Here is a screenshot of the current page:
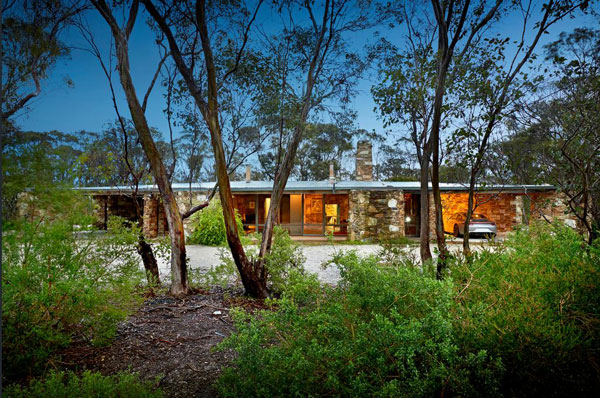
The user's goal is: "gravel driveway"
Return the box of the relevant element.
[156,244,381,285]
[155,241,495,285]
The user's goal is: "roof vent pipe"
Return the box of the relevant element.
[245,165,251,183]
[329,163,335,184]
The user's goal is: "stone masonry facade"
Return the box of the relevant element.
[349,189,405,241]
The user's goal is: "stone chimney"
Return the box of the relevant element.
[355,140,373,181]
[245,165,251,183]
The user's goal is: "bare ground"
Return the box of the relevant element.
[61,287,263,398]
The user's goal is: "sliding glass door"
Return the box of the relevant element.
[303,194,323,235]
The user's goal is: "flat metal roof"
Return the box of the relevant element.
[76,180,556,194]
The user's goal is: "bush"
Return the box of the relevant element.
[187,200,244,246]
[452,223,600,396]
[2,216,144,380]
[4,370,162,398]
[263,226,309,295]
[217,252,502,397]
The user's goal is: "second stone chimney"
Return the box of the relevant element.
[355,140,373,181]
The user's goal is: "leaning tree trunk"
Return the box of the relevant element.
[256,1,328,271]
[196,0,268,299]
[143,0,326,298]
[142,0,267,298]
[93,0,189,296]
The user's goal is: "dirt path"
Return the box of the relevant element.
[62,288,258,398]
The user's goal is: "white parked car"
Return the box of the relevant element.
[451,213,497,238]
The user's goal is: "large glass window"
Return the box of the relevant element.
[303,194,323,235]
[257,194,271,232]
[404,193,420,236]
[324,194,348,235]
[233,193,349,236]
[280,194,302,235]
[233,194,257,233]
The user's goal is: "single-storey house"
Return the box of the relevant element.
[79,141,572,241]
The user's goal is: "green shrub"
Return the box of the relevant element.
[263,226,310,295]
[187,200,244,246]
[2,216,144,380]
[217,252,502,397]
[452,223,600,396]
[4,370,162,398]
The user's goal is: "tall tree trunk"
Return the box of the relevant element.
[431,72,451,279]
[142,0,267,298]
[419,148,433,262]
[143,0,328,298]
[197,0,268,299]
[93,0,189,296]
[256,0,329,269]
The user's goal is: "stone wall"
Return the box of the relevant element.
[91,191,208,238]
[174,191,208,236]
[93,195,108,229]
[349,190,404,241]
[529,191,577,227]
[142,194,159,238]
[355,140,373,181]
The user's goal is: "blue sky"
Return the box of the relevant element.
[13,3,598,144]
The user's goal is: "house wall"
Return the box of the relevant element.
[439,192,521,234]
[424,190,577,238]
[528,191,573,225]
[89,188,576,241]
[349,189,405,241]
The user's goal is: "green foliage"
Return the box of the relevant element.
[452,223,600,396]
[4,370,162,398]
[217,252,502,397]
[217,224,600,396]
[2,130,85,222]
[187,200,244,246]
[2,216,144,380]
[294,123,358,180]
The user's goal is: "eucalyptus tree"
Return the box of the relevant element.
[1,0,86,122]
[288,123,357,181]
[438,0,591,255]
[77,121,172,284]
[373,144,420,182]
[535,28,599,243]
[143,0,378,298]
[90,0,200,296]
[372,0,451,262]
